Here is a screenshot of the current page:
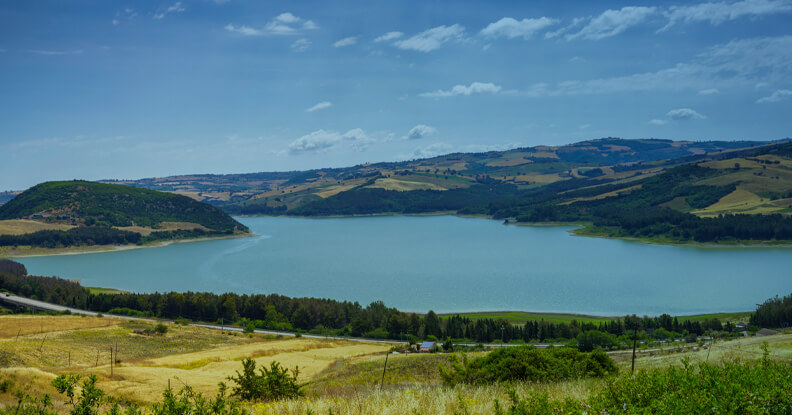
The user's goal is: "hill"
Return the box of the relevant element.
[96,138,772,214]
[0,181,249,250]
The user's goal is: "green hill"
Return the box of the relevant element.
[0,181,248,249]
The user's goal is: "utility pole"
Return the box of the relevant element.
[631,326,638,374]
[501,325,505,344]
[380,352,390,392]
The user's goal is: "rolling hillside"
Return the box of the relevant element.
[96,138,772,214]
[0,181,249,250]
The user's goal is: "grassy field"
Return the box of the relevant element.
[0,219,74,235]
[1,314,789,414]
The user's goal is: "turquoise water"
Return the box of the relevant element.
[15,216,792,315]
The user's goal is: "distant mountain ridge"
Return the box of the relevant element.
[90,138,776,214]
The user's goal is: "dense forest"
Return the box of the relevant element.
[2,260,775,347]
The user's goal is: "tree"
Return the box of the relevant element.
[227,359,303,402]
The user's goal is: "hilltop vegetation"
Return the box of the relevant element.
[0,181,248,250]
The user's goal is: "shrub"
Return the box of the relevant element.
[227,358,304,402]
[439,346,617,386]
[154,323,168,335]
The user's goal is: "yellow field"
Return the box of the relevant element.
[0,219,74,235]
[366,178,447,192]
[0,316,390,406]
[115,221,210,236]
[0,315,123,338]
[562,184,642,205]
[316,184,359,198]
[513,173,565,184]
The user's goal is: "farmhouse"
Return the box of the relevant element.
[419,341,436,352]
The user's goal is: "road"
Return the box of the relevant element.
[0,292,561,348]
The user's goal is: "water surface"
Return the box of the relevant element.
[16,216,792,315]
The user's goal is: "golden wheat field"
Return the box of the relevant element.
[0,316,389,407]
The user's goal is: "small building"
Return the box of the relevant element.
[756,328,779,337]
[735,323,748,332]
[419,341,436,352]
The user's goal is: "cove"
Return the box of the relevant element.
[15,215,792,316]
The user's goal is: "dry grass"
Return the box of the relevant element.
[115,222,210,236]
[0,316,390,406]
[366,178,447,192]
[514,173,565,184]
[0,315,122,339]
[316,184,359,199]
[0,219,74,236]
[250,378,602,415]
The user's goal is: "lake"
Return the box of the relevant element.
[15,216,792,316]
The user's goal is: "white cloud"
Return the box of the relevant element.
[374,31,403,42]
[660,0,792,32]
[579,124,591,130]
[756,89,792,103]
[406,125,436,139]
[420,82,502,98]
[224,24,262,36]
[544,17,585,39]
[649,119,668,125]
[566,6,657,40]
[153,2,185,19]
[112,19,119,25]
[288,128,374,153]
[288,130,341,153]
[0,49,6,52]
[226,12,318,36]
[305,101,332,112]
[29,49,83,55]
[513,36,792,97]
[275,12,300,24]
[480,17,558,39]
[394,24,465,52]
[291,38,311,52]
[407,143,454,159]
[333,37,357,48]
[667,108,707,120]
[698,88,720,95]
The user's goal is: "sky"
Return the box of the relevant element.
[1,0,791,190]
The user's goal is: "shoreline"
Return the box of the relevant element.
[0,232,254,258]
[250,212,792,249]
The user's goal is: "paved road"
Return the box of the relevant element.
[0,292,560,348]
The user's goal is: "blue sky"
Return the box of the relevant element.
[1,0,791,190]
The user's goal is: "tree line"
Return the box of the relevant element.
[1,260,759,346]
[750,293,792,328]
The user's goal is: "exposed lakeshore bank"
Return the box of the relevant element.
[0,232,254,258]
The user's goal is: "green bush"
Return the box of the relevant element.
[439,346,617,386]
[227,358,304,402]
[488,358,792,414]
[154,323,168,335]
